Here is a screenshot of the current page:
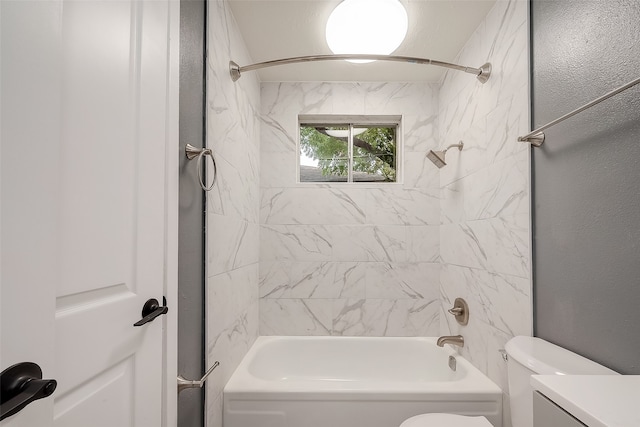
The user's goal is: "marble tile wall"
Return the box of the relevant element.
[205,2,260,426]
[205,1,530,425]
[437,1,531,426]
[259,82,442,337]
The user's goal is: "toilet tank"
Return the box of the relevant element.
[504,336,617,427]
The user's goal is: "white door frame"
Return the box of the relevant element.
[163,0,180,425]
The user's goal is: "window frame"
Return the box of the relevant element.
[297,115,403,185]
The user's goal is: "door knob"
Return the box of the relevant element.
[133,297,168,327]
[0,362,57,421]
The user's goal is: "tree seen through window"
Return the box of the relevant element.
[299,123,397,182]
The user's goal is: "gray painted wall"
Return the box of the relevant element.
[532,0,640,374]
[178,0,206,425]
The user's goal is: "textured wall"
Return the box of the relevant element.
[204,1,261,425]
[532,0,640,374]
[437,1,530,425]
[259,82,442,337]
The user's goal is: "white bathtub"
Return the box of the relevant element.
[223,336,502,427]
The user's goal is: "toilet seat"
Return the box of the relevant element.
[399,413,493,427]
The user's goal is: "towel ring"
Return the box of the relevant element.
[185,144,217,191]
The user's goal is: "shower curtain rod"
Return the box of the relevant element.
[518,75,640,147]
[229,55,492,84]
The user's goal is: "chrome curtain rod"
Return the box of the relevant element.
[519,75,640,147]
[229,55,492,84]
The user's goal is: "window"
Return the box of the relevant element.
[299,117,400,183]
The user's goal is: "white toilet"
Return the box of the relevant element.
[399,336,617,427]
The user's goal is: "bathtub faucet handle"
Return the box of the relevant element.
[447,298,469,326]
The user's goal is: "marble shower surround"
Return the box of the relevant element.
[259,82,442,337]
[437,1,531,426]
[205,0,531,425]
[205,1,261,425]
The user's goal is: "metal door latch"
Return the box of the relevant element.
[133,297,168,327]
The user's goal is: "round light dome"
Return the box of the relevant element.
[326,0,408,63]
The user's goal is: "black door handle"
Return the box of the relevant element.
[133,297,168,326]
[0,362,57,421]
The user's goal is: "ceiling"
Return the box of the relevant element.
[227,0,496,82]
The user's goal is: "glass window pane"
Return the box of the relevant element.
[352,126,397,182]
[299,125,349,182]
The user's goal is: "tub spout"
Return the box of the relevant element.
[437,335,464,348]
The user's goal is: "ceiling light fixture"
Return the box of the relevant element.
[325,0,408,63]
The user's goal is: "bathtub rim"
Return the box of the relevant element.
[224,336,502,396]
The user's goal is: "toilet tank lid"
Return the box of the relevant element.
[505,336,619,376]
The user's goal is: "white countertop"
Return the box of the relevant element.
[531,375,640,427]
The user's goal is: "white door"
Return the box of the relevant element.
[1,1,178,426]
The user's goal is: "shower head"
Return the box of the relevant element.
[426,141,464,169]
[426,150,447,168]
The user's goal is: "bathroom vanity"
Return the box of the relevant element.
[531,375,640,427]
